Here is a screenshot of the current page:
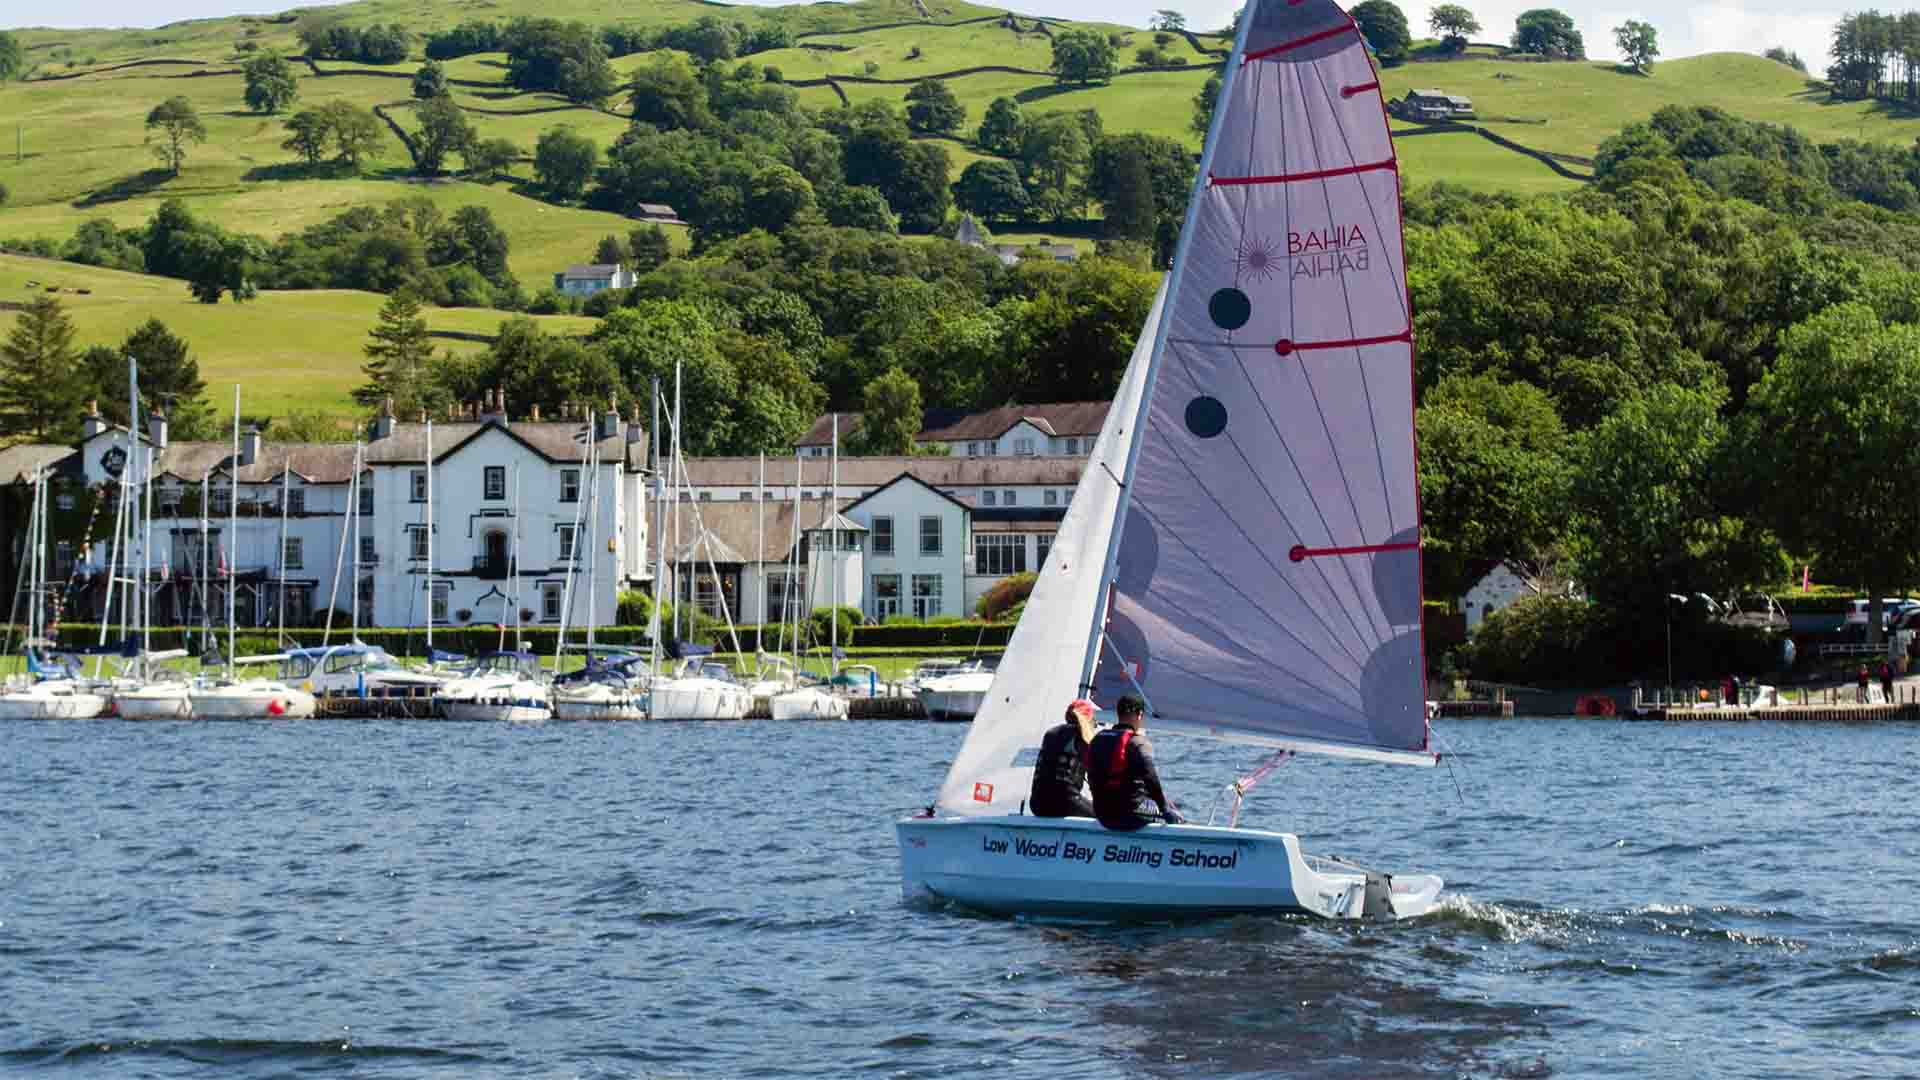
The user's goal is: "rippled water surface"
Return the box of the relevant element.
[2,717,1916,1077]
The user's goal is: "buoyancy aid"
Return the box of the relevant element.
[1035,723,1088,792]
[1086,727,1136,792]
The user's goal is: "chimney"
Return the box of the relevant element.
[82,400,105,440]
[601,395,620,441]
[417,408,427,423]
[147,410,169,451]
[530,403,541,422]
[240,424,261,467]
[371,396,395,441]
[481,389,507,427]
[626,403,643,445]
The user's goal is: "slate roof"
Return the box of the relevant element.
[0,445,77,484]
[679,455,1085,488]
[794,402,1109,447]
[662,496,855,565]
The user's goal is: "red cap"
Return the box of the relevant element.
[1068,698,1096,717]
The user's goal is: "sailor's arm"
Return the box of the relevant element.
[1133,735,1182,821]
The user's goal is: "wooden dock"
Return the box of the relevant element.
[1635,703,1920,722]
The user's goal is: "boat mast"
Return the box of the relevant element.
[584,423,598,652]
[425,419,433,654]
[503,463,519,654]
[227,384,238,675]
[791,450,802,672]
[278,455,290,646]
[756,451,764,662]
[131,355,150,662]
[198,466,210,656]
[650,378,662,681]
[1072,10,1259,699]
[672,356,682,649]
[323,442,360,650]
[830,414,838,682]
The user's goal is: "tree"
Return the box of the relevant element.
[594,235,628,266]
[1019,112,1092,222]
[1088,133,1193,266]
[821,184,899,233]
[356,290,437,413]
[83,319,209,426]
[1416,372,1570,600]
[1512,8,1584,58]
[1764,46,1806,73]
[281,108,331,167]
[1050,28,1118,86]
[905,79,965,135]
[242,52,298,114]
[464,137,519,179]
[1741,304,1920,647]
[747,164,816,234]
[1428,4,1481,50]
[177,230,261,304]
[951,159,1030,222]
[629,224,672,270]
[1351,1,1411,64]
[1100,144,1155,243]
[977,97,1024,156]
[1613,19,1658,74]
[145,96,206,175]
[413,60,449,100]
[854,367,922,455]
[322,102,385,170]
[1192,71,1221,137]
[0,296,88,442]
[428,205,512,287]
[892,142,953,233]
[1150,10,1186,32]
[627,52,710,131]
[0,31,22,82]
[413,93,474,175]
[533,126,598,199]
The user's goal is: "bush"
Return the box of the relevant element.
[975,571,1036,620]
[925,613,966,625]
[883,613,922,626]
[581,287,625,316]
[810,604,861,644]
[863,60,880,75]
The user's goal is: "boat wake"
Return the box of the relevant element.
[2,1036,491,1069]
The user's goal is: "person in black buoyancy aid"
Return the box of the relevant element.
[1083,695,1184,830]
[1028,698,1098,818]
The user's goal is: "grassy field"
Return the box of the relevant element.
[0,253,595,420]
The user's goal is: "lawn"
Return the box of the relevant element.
[0,253,596,421]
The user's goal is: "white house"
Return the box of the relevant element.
[1462,564,1532,631]
[952,214,1078,267]
[553,263,636,297]
[69,396,650,633]
[793,402,1108,459]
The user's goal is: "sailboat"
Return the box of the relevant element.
[189,387,318,720]
[0,466,111,720]
[896,0,1444,920]
[771,420,849,721]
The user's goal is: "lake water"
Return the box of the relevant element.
[1,717,1914,1078]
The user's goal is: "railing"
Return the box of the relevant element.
[1818,642,1889,657]
[472,556,510,580]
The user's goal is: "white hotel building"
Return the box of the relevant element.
[51,401,1106,631]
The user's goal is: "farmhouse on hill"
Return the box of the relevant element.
[1389,89,1475,121]
[552,264,635,297]
[952,214,1077,267]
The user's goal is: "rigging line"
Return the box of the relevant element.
[1158,356,1378,660]
[1228,57,1264,314]
[1307,61,1410,548]
[1120,494,1366,704]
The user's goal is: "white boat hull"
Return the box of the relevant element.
[895,815,1443,921]
[917,686,988,722]
[442,701,552,723]
[0,683,110,720]
[551,689,648,721]
[770,687,850,721]
[650,679,751,721]
[189,686,318,720]
[116,686,194,720]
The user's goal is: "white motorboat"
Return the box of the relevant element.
[188,678,317,719]
[916,661,994,722]
[898,0,1445,921]
[552,655,649,720]
[282,643,452,700]
[770,684,850,720]
[112,649,198,721]
[830,663,899,699]
[434,651,552,722]
[0,678,111,720]
[650,659,751,721]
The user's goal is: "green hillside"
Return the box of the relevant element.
[0,253,594,418]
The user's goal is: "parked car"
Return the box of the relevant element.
[1840,597,1920,630]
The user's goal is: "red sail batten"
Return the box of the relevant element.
[1288,540,1421,562]
[1243,22,1356,61]
[1211,158,1397,186]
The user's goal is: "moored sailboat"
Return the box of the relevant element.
[896,0,1443,920]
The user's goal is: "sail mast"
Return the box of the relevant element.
[228,385,238,674]
[425,419,433,654]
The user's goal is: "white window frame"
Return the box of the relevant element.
[430,582,450,624]
[919,515,941,556]
[484,466,506,500]
[287,488,305,514]
[1044,489,1058,507]
[872,515,894,556]
[1002,489,1015,506]
[410,469,427,503]
[911,573,942,619]
[359,535,377,565]
[1014,437,1034,456]
[558,523,578,561]
[541,581,564,621]
[283,537,304,570]
[560,468,580,503]
[408,525,429,561]
[358,476,374,515]
[982,490,997,507]
[973,533,1027,576]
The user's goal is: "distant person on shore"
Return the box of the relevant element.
[1859,664,1871,704]
[1028,699,1097,818]
[1084,695,1184,830]
[1881,661,1895,703]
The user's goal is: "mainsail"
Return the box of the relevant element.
[1086,0,1432,765]
[935,0,1429,816]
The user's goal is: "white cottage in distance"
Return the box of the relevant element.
[70,395,650,634]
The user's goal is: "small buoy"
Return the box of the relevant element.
[268,699,285,716]
[1575,694,1616,717]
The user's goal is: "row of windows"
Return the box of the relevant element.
[962,437,1088,457]
[871,573,944,618]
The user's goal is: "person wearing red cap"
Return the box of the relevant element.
[1028,699,1098,818]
